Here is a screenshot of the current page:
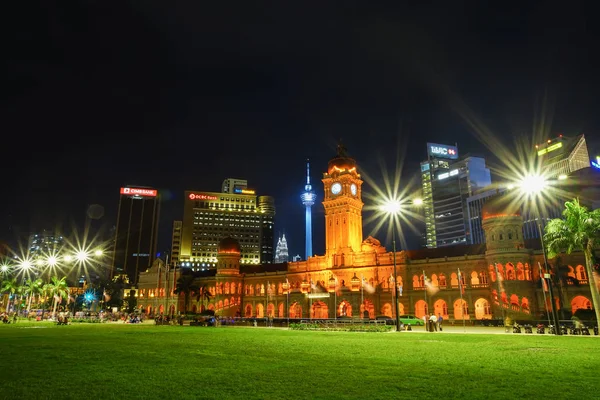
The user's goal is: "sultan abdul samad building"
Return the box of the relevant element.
[137,147,595,322]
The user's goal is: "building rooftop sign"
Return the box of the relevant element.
[427,143,458,160]
[120,187,157,197]
[188,193,218,200]
[537,141,563,156]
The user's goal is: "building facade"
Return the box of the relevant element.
[421,143,492,248]
[111,186,160,285]
[137,148,595,324]
[178,184,276,269]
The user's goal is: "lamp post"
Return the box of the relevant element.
[517,174,561,335]
[380,200,402,331]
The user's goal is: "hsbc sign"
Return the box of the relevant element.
[427,143,459,160]
[120,187,157,197]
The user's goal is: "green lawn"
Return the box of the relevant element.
[1,323,599,399]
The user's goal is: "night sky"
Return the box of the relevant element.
[3,2,599,257]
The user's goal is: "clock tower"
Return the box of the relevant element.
[322,142,364,261]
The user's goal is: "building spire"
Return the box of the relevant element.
[305,159,312,191]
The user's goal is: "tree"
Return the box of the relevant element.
[174,274,199,314]
[544,199,600,324]
[1,278,19,313]
[47,276,69,317]
[24,278,43,313]
[195,284,212,313]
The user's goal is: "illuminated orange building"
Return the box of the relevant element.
[137,147,594,323]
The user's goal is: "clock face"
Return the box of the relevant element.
[331,182,342,195]
[350,183,357,196]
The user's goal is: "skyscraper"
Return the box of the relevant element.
[536,134,590,178]
[111,186,160,285]
[420,143,491,248]
[274,233,289,263]
[300,159,316,259]
[179,182,276,268]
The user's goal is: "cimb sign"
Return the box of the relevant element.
[120,187,157,197]
[427,143,458,160]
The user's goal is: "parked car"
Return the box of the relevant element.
[398,314,424,326]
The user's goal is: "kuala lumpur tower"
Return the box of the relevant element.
[300,159,316,260]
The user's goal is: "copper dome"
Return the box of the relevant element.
[327,141,357,175]
[482,194,521,221]
[217,237,241,254]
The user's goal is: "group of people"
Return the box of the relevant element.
[425,313,443,332]
[1,312,17,324]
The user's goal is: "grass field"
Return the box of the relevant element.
[1,323,599,400]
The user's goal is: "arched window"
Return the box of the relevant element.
[438,274,447,287]
[412,275,421,289]
[499,233,504,240]
[524,263,532,280]
[516,263,525,280]
[576,265,587,281]
[474,298,491,320]
[488,265,497,282]
[505,263,515,280]
[453,299,469,319]
[414,300,428,319]
[508,232,513,240]
[470,271,480,285]
[479,271,488,285]
[450,273,458,287]
[431,274,439,287]
[434,299,448,317]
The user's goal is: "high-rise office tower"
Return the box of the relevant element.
[179,182,276,269]
[536,134,590,178]
[28,231,64,259]
[420,143,491,248]
[520,134,593,238]
[170,221,182,263]
[111,186,160,285]
[300,159,316,259]
[274,233,289,263]
[222,178,248,194]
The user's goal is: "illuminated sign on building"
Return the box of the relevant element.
[120,187,157,197]
[427,143,459,160]
[537,141,563,156]
[189,193,218,200]
[233,188,256,195]
[592,156,600,170]
[437,169,459,181]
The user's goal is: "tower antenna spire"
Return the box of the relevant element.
[301,158,316,260]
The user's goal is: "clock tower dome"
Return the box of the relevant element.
[322,142,364,261]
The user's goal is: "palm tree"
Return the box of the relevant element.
[544,199,600,324]
[195,284,212,312]
[174,274,199,314]
[24,278,44,313]
[1,278,19,313]
[48,276,70,318]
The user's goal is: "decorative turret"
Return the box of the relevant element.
[482,194,525,253]
[216,237,241,276]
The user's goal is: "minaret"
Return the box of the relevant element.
[300,159,316,260]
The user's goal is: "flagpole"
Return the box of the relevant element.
[286,278,289,327]
[423,270,427,316]
[458,268,466,333]
[538,262,552,328]
[360,274,364,319]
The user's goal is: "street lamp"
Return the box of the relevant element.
[517,173,561,335]
[380,199,402,332]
